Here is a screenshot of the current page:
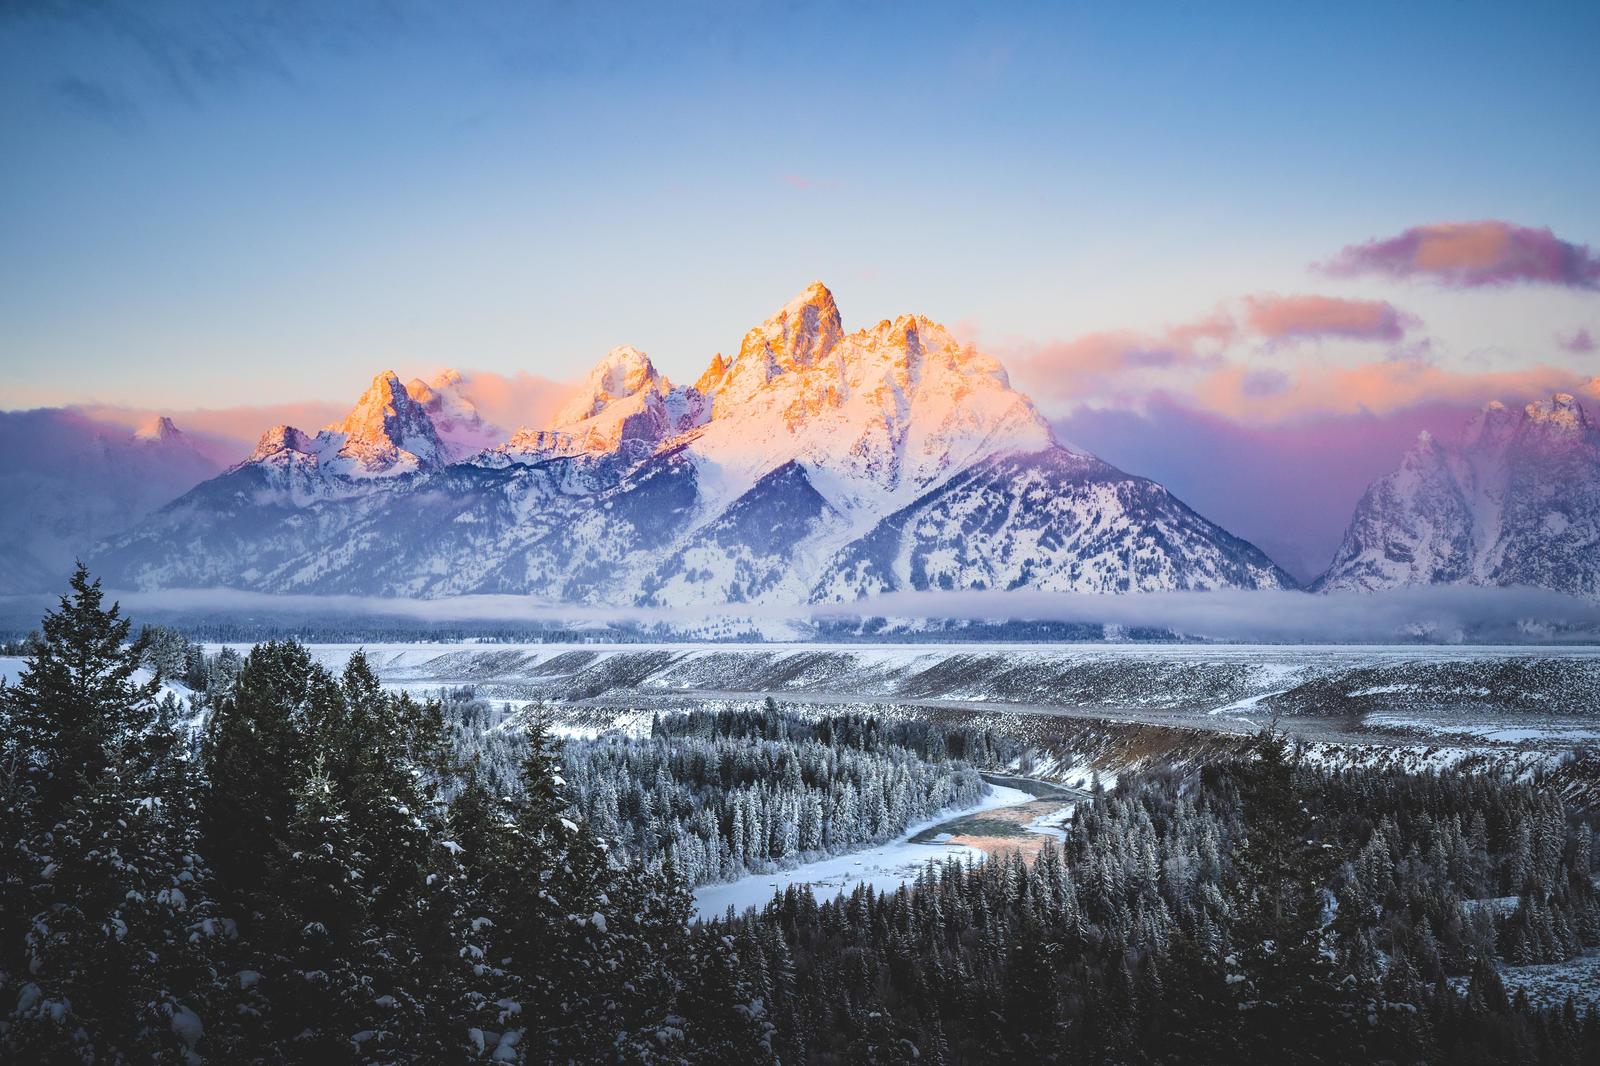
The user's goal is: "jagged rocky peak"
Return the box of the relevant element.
[241,370,449,478]
[135,415,184,444]
[695,352,731,394]
[1317,390,1600,598]
[1523,391,1591,436]
[337,370,432,443]
[554,346,670,425]
[493,346,706,462]
[248,424,316,461]
[712,282,846,413]
[741,280,844,370]
[327,369,446,474]
[682,283,1057,519]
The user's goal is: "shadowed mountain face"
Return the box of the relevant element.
[89,283,1294,603]
[1318,394,1600,598]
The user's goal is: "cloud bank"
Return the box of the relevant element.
[30,585,1597,645]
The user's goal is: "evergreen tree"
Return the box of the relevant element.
[0,565,220,1062]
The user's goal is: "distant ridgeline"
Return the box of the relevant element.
[3,568,1599,1062]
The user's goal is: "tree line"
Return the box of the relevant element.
[1,568,773,1062]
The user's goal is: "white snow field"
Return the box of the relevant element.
[690,783,1035,920]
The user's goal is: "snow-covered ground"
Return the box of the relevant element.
[691,784,1035,920]
[0,656,195,709]
[1449,949,1600,1011]
[252,641,1600,768]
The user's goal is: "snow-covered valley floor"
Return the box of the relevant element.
[259,641,1600,757]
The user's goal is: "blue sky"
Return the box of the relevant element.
[2,0,1597,414]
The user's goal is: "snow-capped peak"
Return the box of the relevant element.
[553,346,669,426]
[248,424,316,462]
[240,370,448,485]
[752,280,844,367]
[683,285,1056,522]
[711,283,842,406]
[490,347,708,463]
[324,370,447,475]
[1318,390,1600,598]
[405,368,503,461]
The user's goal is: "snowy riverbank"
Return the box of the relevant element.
[692,783,1035,920]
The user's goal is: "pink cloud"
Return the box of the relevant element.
[1244,293,1415,342]
[1322,220,1600,289]
[70,369,573,462]
[1009,311,1233,402]
[450,369,569,433]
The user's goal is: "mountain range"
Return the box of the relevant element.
[1317,393,1600,599]
[86,283,1293,604]
[5,283,1594,608]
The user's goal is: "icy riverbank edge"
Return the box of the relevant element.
[691,783,1036,920]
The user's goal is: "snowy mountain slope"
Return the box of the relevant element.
[685,283,1055,524]
[812,448,1292,599]
[92,283,1294,603]
[639,461,848,606]
[0,409,224,592]
[1317,393,1600,598]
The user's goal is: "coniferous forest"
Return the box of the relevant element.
[4,569,1600,1064]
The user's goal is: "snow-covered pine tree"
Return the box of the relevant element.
[0,565,221,1062]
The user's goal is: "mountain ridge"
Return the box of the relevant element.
[1316,392,1600,598]
[90,282,1295,603]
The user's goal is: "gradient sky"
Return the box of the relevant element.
[3,0,1597,419]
